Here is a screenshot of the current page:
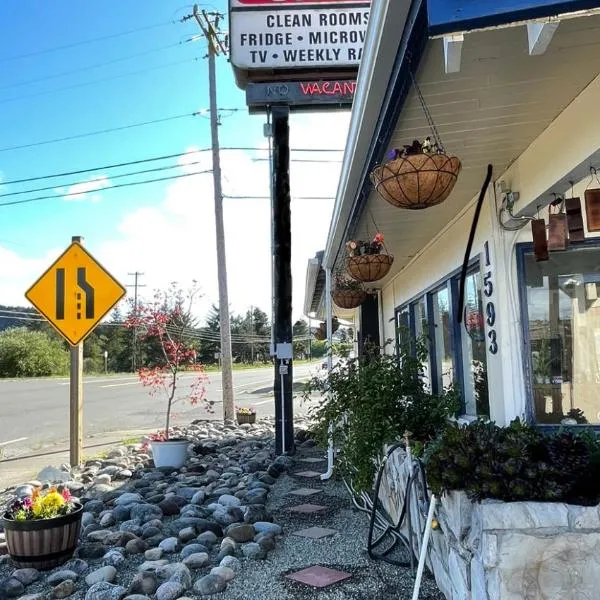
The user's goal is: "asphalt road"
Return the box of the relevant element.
[0,363,321,461]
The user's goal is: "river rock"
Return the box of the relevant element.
[225,523,255,543]
[155,582,183,600]
[85,566,117,586]
[128,572,158,596]
[11,568,40,585]
[47,570,79,586]
[182,552,209,569]
[210,566,235,582]
[0,578,24,599]
[52,580,76,599]
[193,574,227,596]
[85,582,127,600]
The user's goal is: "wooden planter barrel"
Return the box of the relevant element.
[2,503,83,570]
[347,254,394,283]
[237,413,256,425]
[333,289,367,309]
[370,153,461,209]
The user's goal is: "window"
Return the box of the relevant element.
[395,263,490,416]
[432,285,454,392]
[460,272,490,416]
[412,297,431,390]
[396,306,410,354]
[521,244,600,425]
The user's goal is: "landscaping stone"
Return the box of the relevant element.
[181,553,209,569]
[225,523,255,543]
[241,542,266,560]
[193,574,227,596]
[210,566,234,582]
[155,582,183,600]
[52,580,76,599]
[85,582,127,600]
[11,568,40,585]
[128,572,158,596]
[47,570,79,586]
[85,566,117,586]
[0,578,24,598]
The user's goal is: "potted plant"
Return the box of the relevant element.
[345,233,394,282]
[236,406,257,425]
[370,137,461,209]
[333,272,368,309]
[126,283,211,469]
[1,487,82,570]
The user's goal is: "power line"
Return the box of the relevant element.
[0,170,212,207]
[0,158,213,200]
[0,21,176,63]
[0,147,342,186]
[0,56,202,106]
[0,113,201,155]
[0,41,187,92]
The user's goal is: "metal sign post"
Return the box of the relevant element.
[25,237,126,466]
[229,0,370,457]
[272,106,295,455]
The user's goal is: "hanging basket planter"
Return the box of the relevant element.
[371,149,461,210]
[333,289,368,309]
[347,254,394,282]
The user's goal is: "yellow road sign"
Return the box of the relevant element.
[25,242,126,346]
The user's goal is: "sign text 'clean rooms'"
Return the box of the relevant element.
[231,7,370,69]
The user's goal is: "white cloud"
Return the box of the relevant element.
[57,175,111,202]
[2,112,350,323]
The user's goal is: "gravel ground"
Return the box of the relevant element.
[208,446,444,600]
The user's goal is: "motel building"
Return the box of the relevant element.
[303,1,600,597]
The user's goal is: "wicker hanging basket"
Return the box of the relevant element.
[332,289,367,309]
[347,254,394,282]
[370,153,461,209]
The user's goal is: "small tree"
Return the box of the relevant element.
[125,283,211,439]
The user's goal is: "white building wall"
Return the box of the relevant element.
[377,167,598,425]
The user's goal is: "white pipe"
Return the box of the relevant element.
[321,267,335,480]
[411,494,437,600]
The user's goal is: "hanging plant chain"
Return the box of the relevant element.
[409,70,445,153]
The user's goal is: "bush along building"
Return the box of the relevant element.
[304,1,600,598]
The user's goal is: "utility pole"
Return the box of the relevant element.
[188,5,235,422]
[127,272,145,372]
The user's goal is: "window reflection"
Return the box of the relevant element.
[461,272,490,416]
[413,297,431,391]
[524,247,600,424]
[432,286,454,391]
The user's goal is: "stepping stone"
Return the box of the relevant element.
[299,457,324,463]
[288,503,327,514]
[289,488,321,497]
[292,526,338,540]
[286,565,352,588]
[294,470,321,478]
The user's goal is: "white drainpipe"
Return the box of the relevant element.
[321,266,335,480]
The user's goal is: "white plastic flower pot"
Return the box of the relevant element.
[150,439,189,469]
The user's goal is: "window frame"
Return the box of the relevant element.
[393,258,480,412]
[516,239,600,430]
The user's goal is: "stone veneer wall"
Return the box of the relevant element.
[377,447,600,599]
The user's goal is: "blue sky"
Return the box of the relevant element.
[0,1,350,322]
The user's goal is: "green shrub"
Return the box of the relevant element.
[0,327,69,377]
[425,419,600,505]
[304,339,459,491]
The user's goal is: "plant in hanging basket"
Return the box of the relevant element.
[332,273,368,309]
[2,487,82,570]
[345,233,393,282]
[370,137,461,210]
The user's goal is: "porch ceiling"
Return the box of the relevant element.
[348,14,600,286]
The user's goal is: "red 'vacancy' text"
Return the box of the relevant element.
[300,81,356,95]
